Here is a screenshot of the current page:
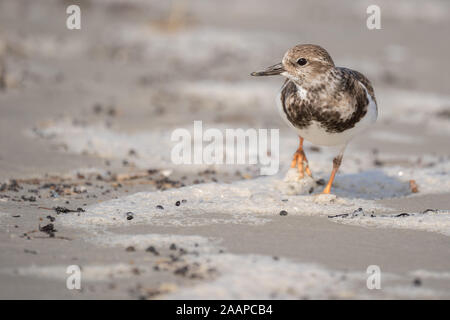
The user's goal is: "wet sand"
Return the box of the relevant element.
[0,0,449,299]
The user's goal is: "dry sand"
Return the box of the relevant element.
[0,0,449,299]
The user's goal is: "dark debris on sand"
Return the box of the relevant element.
[0,180,22,192]
[328,208,441,220]
[39,223,57,238]
[146,246,160,256]
[51,206,85,214]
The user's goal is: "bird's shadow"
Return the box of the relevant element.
[330,169,411,200]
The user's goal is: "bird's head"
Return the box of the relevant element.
[251,44,335,86]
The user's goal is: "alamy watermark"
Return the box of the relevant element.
[171,121,279,175]
[366,265,381,290]
[66,5,81,30]
[66,265,81,290]
[366,5,381,30]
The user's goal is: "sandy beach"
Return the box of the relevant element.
[0,0,449,299]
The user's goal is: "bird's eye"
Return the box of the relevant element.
[297,58,307,66]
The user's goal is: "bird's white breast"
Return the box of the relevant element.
[276,81,377,147]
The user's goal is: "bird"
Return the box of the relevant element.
[251,44,377,194]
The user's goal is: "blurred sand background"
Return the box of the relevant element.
[0,0,449,299]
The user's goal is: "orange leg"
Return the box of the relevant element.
[290,137,312,179]
[322,155,343,194]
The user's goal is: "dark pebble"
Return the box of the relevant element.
[125,246,135,252]
[39,223,57,238]
[156,205,164,210]
[21,195,36,202]
[413,278,422,286]
[169,243,177,250]
[54,206,82,214]
[175,201,181,206]
[146,246,159,255]
[279,210,288,216]
[126,212,134,220]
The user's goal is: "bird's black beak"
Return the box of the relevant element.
[251,63,285,76]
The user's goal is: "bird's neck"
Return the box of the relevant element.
[292,68,338,92]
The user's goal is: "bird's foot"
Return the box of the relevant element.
[322,185,332,194]
[290,149,312,179]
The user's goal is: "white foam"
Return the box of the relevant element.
[91,233,221,253]
[410,270,450,280]
[58,174,392,229]
[54,152,450,230]
[165,253,443,299]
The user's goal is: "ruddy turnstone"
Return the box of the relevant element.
[251,44,377,194]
